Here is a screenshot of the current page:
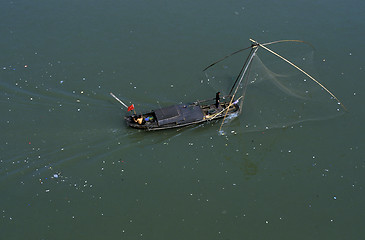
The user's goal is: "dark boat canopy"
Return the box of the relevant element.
[154,104,204,126]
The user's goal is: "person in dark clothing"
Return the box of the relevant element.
[215,91,220,108]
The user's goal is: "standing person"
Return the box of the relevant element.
[215,91,220,108]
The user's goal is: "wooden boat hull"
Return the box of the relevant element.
[125,97,240,131]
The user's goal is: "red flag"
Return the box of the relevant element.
[127,104,134,112]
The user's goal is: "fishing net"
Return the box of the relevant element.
[201,42,345,133]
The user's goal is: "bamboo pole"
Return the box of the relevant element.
[219,47,259,132]
[110,92,128,108]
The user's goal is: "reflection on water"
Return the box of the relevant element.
[242,158,258,177]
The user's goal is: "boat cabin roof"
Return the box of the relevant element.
[153,104,204,126]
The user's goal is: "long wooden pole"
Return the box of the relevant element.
[261,39,315,49]
[110,92,128,108]
[203,40,312,73]
[229,47,255,96]
[203,45,254,72]
[219,47,259,132]
[110,92,137,114]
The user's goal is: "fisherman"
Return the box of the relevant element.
[133,115,144,125]
[215,91,220,108]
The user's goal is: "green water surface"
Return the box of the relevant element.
[1,0,364,239]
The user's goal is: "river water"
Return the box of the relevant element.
[1,0,364,239]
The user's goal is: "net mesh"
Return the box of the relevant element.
[202,43,344,133]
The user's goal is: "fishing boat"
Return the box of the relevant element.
[114,39,345,131]
[123,42,258,131]
[124,96,240,131]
